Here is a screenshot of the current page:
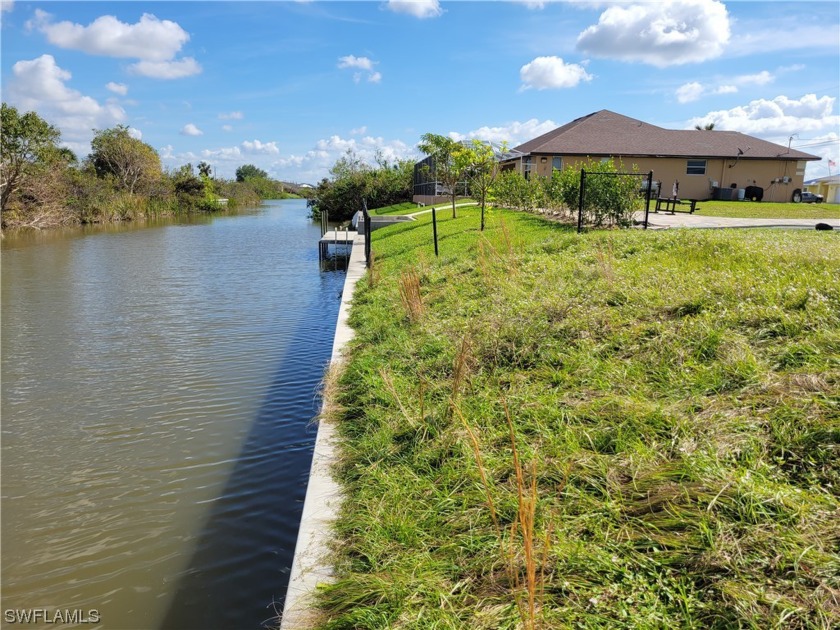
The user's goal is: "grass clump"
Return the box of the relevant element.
[314,207,840,629]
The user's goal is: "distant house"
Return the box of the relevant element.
[804,174,840,204]
[499,110,821,203]
[413,150,469,205]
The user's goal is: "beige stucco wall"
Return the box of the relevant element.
[515,154,810,203]
[804,180,840,204]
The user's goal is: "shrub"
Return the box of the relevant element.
[491,159,642,227]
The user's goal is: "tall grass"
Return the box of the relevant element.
[316,207,840,629]
[397,267,424,323]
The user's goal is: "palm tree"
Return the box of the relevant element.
[695,122,716,130]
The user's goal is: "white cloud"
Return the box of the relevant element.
[687,94,839,138]
[241,140,280,155]
[130,57,202,80]
[106,82,128,95]
[519,56,593,90]
[448,118,559,147]
[1,1,15,13]
[517,0,549,9]
[577,0,730,67]
[338,55,373,70]
[676,81,705,104]
[386,1,442,19]
[726,24,840,58]
[5,54,126,150]
[338,55,381,83]
[778,64,806,74]
[163,131,416,183]
[28,10,189,61]
[28,10,200,79]
[163,139,280,172]
[675,69,776,103]
[274,134,413,182]
[181,123,203,136]
[350,126,368,135]
[795,132,839,179]
[222,124,234,132]
[738,71,774,86]
[218,111,244,120]
[199,146,242,161]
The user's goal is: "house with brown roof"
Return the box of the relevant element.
[500,110,821,204]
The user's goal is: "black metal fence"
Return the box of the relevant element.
[577,169,654,233]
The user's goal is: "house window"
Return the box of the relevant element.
[686,159,706,175]
[552,157,562,171]
[523,156,532,180]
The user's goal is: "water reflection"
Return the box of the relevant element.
[160,274,339,630]
[1,200,344,629]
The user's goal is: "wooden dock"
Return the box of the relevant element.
[318,230,356,261]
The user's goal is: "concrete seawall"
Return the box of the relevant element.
[280,233,367,629]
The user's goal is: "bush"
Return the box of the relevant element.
[308,151,413,222]
[491,159,642,227]
[214,179,261,210]
[578,158,642,227]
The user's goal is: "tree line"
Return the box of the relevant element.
[308,132,642,230]
[0,103,294,230]
[306,150,415,222]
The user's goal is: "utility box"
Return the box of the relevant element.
[712,187,734,201]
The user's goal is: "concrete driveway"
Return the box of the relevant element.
[639,210,840,230]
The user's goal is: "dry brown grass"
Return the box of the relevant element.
[397,267,423,323]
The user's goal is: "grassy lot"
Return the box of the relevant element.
[316,208,839,629]
[693,200,839,220]
[371,202,421,216]
[372,199,839,220]
[371,199,479,216]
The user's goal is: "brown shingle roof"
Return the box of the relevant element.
[513,110,819,161]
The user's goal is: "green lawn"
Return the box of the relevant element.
[370,202,421,216]
[371,199,840,220]
[371,199,478,216]
[693,199,839,219]
[315,208,840,629]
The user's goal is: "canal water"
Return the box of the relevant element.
[1,200,345,629]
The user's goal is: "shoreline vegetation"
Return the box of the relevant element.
[311,205,839,628]
[1,104,306,231]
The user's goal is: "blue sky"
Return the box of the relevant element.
[2,1,838,183]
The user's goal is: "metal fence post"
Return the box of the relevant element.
[432,206,439,257]
[643,170,653,230]
[577,169,586,233]
[363,199,371,268]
